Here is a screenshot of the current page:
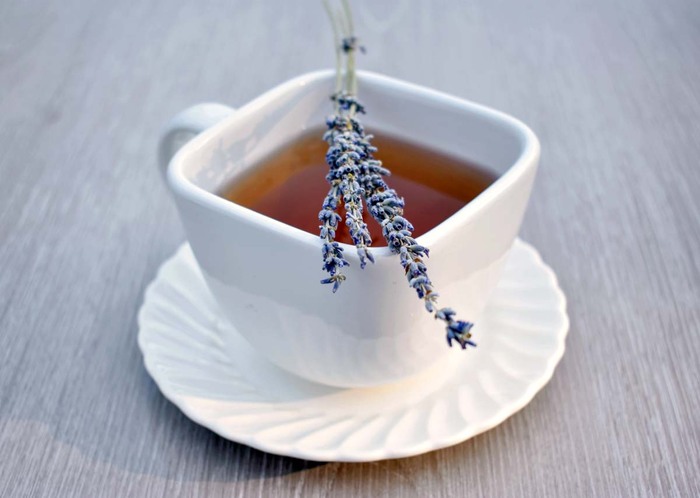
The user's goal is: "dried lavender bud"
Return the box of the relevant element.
[318,180,349,292]
[336,93,366,114]
[352,101,476,348]
[437,308,476,349]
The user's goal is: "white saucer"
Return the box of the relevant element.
[138,239,568,462]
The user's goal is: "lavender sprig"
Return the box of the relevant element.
[351,123,476,349]
[320,0,475,348]
[319,0,374,292]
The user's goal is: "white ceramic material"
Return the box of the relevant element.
[159,70,540,387]
[138,239,568,462]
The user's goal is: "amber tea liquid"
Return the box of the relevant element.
[219,130,497,245]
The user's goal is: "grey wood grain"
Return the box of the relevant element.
[1,0,699,496]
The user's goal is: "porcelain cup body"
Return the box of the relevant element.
[163,70,540,387]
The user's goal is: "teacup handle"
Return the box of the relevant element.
[158,103,235,178]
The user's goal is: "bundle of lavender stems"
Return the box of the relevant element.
[318,0,475,349]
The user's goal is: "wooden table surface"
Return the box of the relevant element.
[1,0,699,496]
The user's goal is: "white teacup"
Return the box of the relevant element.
[159,70,539,388]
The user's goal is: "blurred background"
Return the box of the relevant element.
[1,0,698,496]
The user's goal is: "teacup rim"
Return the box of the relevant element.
[167,70,540,259]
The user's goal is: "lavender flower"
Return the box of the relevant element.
[436,308,476,349]
[335,93,366,114]
[320,0,475,348]
[341,36,365,54]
